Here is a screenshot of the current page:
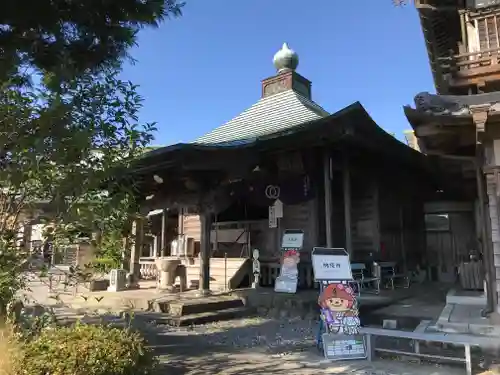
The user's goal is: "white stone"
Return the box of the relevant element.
[107,269,127,292]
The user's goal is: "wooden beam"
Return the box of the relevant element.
[476,153,497,313]
[414,124,458,137]
[323,149,333,247]
[198,208,212,296]
[129,217,144,287]
[343,155,353,256]
[160,208,167,256]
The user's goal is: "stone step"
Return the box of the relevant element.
[156,296,244,316]
[153,306,254,326]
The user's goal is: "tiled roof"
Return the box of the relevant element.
[194,89,329,144]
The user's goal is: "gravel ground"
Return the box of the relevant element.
[19,275,466,375]
[152,315,318,351]
[42,309,462,375]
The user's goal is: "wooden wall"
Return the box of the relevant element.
[350,177,378,261]
[424,201,477,282]
[177,197,319,261]
[281,198,319,260]
[374,172,426,271]
[182,214,201,242]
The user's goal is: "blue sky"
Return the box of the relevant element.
[121,0,436,146]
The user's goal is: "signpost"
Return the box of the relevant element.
[312,247,367,361]
[312,247,353,281]
[274,229,304,294]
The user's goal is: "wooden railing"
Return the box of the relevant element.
[259,261,317,289]
[439,47,500,74]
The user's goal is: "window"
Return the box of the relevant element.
[425,213,450,232]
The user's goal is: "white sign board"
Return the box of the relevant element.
[312,247,352,281]
[282,231,304,248]
[268,206,277,228]
[274,199,283,218]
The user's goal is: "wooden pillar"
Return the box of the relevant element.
[129,217,144,286]
[399,205,407,272]
[477,159,497,313]
[343,155,353,256]
[323,150,333,247]
[161,208,167,256]
[199,210,212,295]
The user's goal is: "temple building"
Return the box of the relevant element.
[129,43,451,295]
[404,0,500,318]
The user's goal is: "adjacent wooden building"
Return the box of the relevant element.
[405,0,500,315]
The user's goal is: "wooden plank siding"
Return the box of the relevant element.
[375,173,427,271]
[349,176,378,260]
[282,199,319,259]
[331,171,347,249]
[182,214,201,242]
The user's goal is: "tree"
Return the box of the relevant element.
[0,67,155,311]
[0,0,184,83]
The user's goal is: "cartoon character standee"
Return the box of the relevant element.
[318,283,361,335]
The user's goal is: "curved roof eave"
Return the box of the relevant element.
[130,102,426,175]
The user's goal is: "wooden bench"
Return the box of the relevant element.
[375,261,410,289]
[351,263,380,294]
[360,324,499,375]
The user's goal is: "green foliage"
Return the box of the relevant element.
[91,257,122,274]
[1,0,184,84]
[13,323,158,375]
[0,234,26,315]
[0,67,155,309]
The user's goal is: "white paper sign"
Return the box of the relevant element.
[282,232,304,248]
[274,199,283,218]
[268,206,277,228]
[312,247,352,281]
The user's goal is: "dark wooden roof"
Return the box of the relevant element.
[108,102,475,204]
[415,1,464,94]
[130,102,427,177]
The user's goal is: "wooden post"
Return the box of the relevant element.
[323,149,333,247]
[399,205,407,272]
[343,155,353,255]
[199,209,212,295]
[476,157,497,312]
[129,217,144,287]
[161,208,167,257]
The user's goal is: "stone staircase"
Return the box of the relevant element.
[152,295,253,326]
[183,257,251,292]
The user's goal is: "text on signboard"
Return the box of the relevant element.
[323,262,342,269]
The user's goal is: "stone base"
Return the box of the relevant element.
[489,311,500,325]
[157,285,176,293]
[197,289,211,297]
[107,285,126,292]
[88,279,109,292]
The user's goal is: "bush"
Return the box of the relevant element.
[0,324,21,375]
[13,323,158,375]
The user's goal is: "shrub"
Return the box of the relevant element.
[12,323,158,375]
[0,324,21,375]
